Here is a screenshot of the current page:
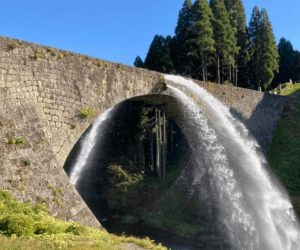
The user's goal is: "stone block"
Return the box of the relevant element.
[60,133,77,156]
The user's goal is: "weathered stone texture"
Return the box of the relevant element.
[0,35,295,231]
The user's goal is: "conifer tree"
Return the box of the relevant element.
[224,0,249,87]
[144,35,166,72]
[249,7,279,90]
[172,0,196,76]
[260,9,279,89]
[144,35,175,74]
[272,38,295,86]
[186,0,215,82]
[210,0,235,83]
[248,6,263,89]
[161,44,175,74]
[294,49,300,82]
[134,56,144,68]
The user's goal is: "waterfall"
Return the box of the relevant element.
[69,107,114,186]
[165,75,300,250]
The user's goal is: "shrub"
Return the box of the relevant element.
[51,51,56,56]
[55,197,61,206]
[78,57,82,61]
[228,97,232,102]
[57,188,64,195]
[34,219,62,235]
[16,138,25,143]
[0,214,35,237]
[47,48,52,52]
[97,61,103,67]
[242,93,245,98]
[58,54,64,59]
[65,223,87,235]
[8,43,17,50]
[223,80,233,86]
[8,139,16,144]
[0,190,48,236]
[24,160,31,166]
[80,108,95,118]
[30,53,40,59]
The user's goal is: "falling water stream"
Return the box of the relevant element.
[69,107,114,186]
[165,75,300,250]
[68,75,300,250]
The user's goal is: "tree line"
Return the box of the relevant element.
[134,0,300,91]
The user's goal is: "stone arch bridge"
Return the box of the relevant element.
[0,36,293,230]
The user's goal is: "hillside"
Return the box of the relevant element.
[263,83,300,216]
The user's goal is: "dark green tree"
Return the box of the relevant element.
[224,0,249,87]
[249,7,279,90]
[260,8,279,90]
[186,0,215,82]
[171,0,196,76]
[272,38,295,87]
[210,0,236,83]
[161,44,175,74]
[144,35,175,74]
[134,56,144,68]
[294,49,300,82]
[144,35,166,72]
[248,6,262,89]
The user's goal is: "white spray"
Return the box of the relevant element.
[69,108,113,186]
[165,75,300,250]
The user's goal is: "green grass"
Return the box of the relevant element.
[0,190,169,250]
[274,83,300,97]
[263,100,300,196]
[261,99,300,219]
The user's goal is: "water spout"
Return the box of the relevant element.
[165,75,300,250]
[69,108,113,186]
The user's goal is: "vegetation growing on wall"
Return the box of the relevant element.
[79,108,95,119]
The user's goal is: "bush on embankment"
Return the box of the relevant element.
[0,190,169,250]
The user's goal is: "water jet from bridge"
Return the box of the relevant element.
[68,74,300,249]
[165,74,300,250]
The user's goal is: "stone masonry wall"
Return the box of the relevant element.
[0,35,294,231]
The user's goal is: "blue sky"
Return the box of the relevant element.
[0,0,299,67]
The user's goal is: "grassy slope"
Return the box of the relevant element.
[273,82,300,97]
[0,189,169,250]
[263,83,300,217]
